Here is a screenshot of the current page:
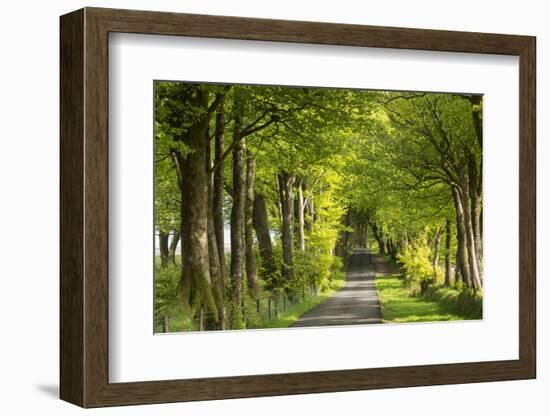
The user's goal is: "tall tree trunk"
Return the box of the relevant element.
[253,194,277,289]
[306,197,314,232]
[176,88,217,319]
[316,184,323,223]
[433,225,443,267]
[468,95,483,149]
[467,97,483,281]
[459,174,482,290]
[444,219,451,286]
[168,232,180,265]
[175,151,192,300]
[205,127,224,329]
[452,187,471,288]
[466,149,483,284]
[207,206,224,328]
[471,193,483,280]
[159,231,169,267]
[296,179,305,251]
[278,171,295,285]
[213,94,226,281]
[245,150,259,307]
[230,116,246,328]
[469,159,483,281]
[304,193,314,232]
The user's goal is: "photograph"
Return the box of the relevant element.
[154,81,483,333]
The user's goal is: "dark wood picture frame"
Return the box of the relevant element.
[60,7,536,408]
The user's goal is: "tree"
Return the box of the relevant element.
[371,93,482,290]
[444,219,452,286]
[229,111,246,327]
[245,150,259,307]
[278,171,295,284]
[155,82,225,325]
[154,82,483,332]
[213,93,226,280]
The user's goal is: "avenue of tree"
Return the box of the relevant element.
[154,82,483,330]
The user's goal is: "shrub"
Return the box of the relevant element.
[292,248,344,293]
[398,237,444,294]
[154,263,199,331]
[154,263,180,318]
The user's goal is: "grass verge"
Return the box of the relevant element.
[375,274,466,323]
[422,286,482,319]
[155,277,346,332]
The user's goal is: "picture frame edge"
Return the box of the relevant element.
[59,7,537,408]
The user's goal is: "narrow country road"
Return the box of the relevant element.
[291,249,382,327]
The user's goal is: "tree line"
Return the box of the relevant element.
[155,82,483,331]
[344,93,483,293]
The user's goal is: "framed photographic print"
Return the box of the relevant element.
[60,7,536,408]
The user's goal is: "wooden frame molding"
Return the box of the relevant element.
[60,7,536,408]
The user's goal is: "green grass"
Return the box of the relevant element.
[375,274,466,323]
[155,312,195,333]
[155,281,345,333]
[154,266,346,332]
[423,286,482,319]
[261,279,345,329]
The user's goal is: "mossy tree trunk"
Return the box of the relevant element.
[245,150,259,308]
[296,178,305,251]
[230,116,246,328]
[213,94,226,280]
[159,230,169,267]
[278,171,295,285]
[206,126,225,329]
[452,187,471,288]
[444,219,451,286]
[253,193,277,289]
[175,87,217,322]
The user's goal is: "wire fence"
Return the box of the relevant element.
[156,284,320,333]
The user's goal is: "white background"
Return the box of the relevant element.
[109,34,519,382]
[0,0,546,414]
